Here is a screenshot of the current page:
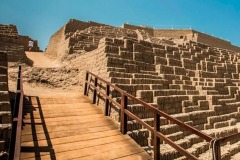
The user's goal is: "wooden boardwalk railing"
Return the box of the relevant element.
[84,71,215,160]
[212,132,240,160]
[9,65,24,160]
[8,68,239,159]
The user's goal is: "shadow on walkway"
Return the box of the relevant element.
[21,96,56,160]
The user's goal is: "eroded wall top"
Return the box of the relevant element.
[46,19,240,60]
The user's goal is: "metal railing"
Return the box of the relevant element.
[84,71,214,160]
[212,132,240,160]
[8,65,24,160]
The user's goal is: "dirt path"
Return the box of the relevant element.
[26,51,60,68]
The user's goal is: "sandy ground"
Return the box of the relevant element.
[8,80,82,96]
[8,51,82,95]
[25,51,60,68]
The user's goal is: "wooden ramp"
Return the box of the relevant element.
[20,93,152,160]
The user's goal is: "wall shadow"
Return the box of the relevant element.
[21,96,56,160]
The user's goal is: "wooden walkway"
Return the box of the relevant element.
[20,93,152,160]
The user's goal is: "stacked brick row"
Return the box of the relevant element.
[0,24,40,54]
[18,35,40,52]
[0,25,18,44]
[0,43,27,62]
[0,52,11,159]
[0,24,40,64]
[68,26,137,54]
[92,37,240,159]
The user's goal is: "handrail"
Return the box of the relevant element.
[84,71,214,160]
[212,132,240,160]
[8,65,24,160]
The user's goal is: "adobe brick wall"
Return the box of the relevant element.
[46,20,137,58]
[45,27,65,57]
[0,24,39,63]
[151,29,240,53]
[0,25,18,40]
[46,19,107,58]
[153,29,193,39]
[64,19,108,39]
[121,23,154,36]
[0,51,11,159]
[0,42,28,63]
[193,30,240,53]
[87,36,240,158]
[18,35,40,52]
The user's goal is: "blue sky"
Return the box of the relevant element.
[0,0,239,50]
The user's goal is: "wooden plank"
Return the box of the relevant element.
[21,130,121,146]
[22,116,108,127]
[23,103,98,110]
[73,145,146,160]
[21,135,131,159]
[21,94,151,160]
[22,119,117,135]
[23,114,105,123]
[23,109,103,119]
[24,98,90,105]
[21,138,141,160]
[22,122,117,135]
[21,125,118,142]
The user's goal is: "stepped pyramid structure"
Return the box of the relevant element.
[45,19,240,159]
[43,19,240,159]
[2,19,240,159]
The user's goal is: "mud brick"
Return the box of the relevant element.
[133,43,145,52]
[150,84,163,90]
[153,48,166,58]
[229,118,237,126]
[1,112,11,123]
[0,83,8,90]
[138,40,152,48]
[0,102,10,111]
[113,38,124,46]
[0,66,7,75]
[167,58,182,67]
[124,64,138,73]
[0,52,8,62]
[136,90,153,103]
[174,67,186,75]
[110,77,130,84]
[0,92,9,101]
[214,121,229,129]
[104,45,119,54]
[124,39,134,52]
[154,56,167,65]
[119,51,133,60]
[182,100,193,107]
[157,65,174,74]
[198,100,209,110]
[0,75,7,82]
[0,140,5,151]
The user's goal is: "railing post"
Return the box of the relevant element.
[154,111,160,160]
[105,84,110,116]
[92,77,98,104]
[84,72,89,95]
[120,94,127,134]
[17,65,21,78]
[212,140,221,160]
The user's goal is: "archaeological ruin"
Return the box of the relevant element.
[1,19,240,159]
